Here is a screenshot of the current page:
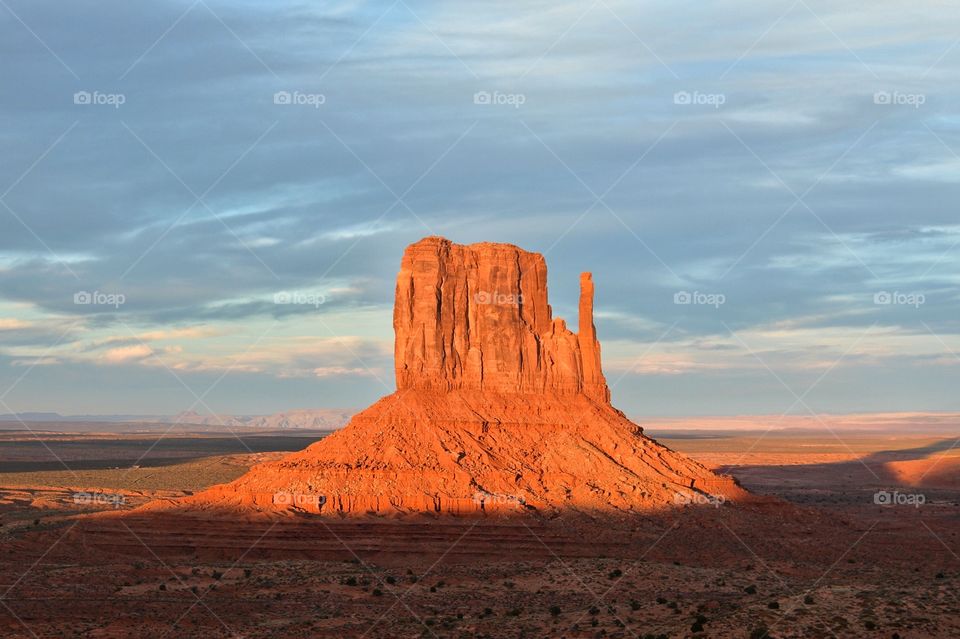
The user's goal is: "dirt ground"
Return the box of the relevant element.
[1,428,958,638]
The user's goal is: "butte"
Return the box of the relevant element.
[179,236,747,517]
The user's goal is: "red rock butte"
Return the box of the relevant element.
[176,236,747,516]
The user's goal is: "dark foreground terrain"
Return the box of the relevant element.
[1,428,958,638]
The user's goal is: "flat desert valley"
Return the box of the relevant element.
[2,417,957,638]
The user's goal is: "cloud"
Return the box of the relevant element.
[0,319,32,330]
[0,0,957,414]
[100,344,153,364]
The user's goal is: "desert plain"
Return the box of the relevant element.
[1,416,957,639]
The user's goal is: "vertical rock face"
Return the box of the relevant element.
[394,236,609,401]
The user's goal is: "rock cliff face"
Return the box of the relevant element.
[174,237,747,517]
[393,237,608,402]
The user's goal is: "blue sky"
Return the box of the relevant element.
[0,0,958,417]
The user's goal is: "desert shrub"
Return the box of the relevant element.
[803,594,814,605]
[549,605,561,617]
[744,585,758,594]
[608,569,623,579]
[750,625,771,639]
[767,601,779,609]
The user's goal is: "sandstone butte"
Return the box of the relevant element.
[174,237,748,517]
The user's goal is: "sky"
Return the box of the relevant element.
[0,0,958,417]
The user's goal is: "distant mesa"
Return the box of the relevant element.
[172,236,747,517]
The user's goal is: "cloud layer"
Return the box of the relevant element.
[0,0,958,415]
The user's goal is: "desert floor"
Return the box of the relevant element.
[1,425,958,638]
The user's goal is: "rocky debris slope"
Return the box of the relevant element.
[168,236,747,517]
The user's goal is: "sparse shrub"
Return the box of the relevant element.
[767,601,779,609]
[863,620,876,630]
[372,588,383,596]
[589,606,600,616]
[343,576,357,587]
[744,585,757,594]
[211,571,223,581]
[549,605,561,617]
[629,599,641,611]
[803,594,814,605]
[608,569,623,579]
[386,576,396,585]
[656,596,667,604]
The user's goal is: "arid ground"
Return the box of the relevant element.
[1,422,958,638]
